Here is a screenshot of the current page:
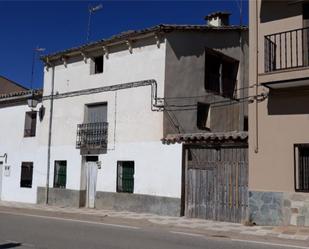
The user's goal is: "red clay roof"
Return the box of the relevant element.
[162,132,248,144]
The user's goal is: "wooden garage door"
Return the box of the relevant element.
[185,145,248,223]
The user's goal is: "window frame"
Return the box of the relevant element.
[294,144,309,192]
[20,162,33,188]
[196,102,211,130]
[53,160,67,189]
[204,47,239,98]
[84,102,108,123]
[90,55,104,75]
[24,111,37,137]
[116,161,134,194]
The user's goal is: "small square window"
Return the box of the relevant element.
[53,161,67,188]
[20,162,33,188]
[24,111,37,137]
[91,56,103,74]
[197,102,210,130]
[117,161,134,193]
[294,144,309,192]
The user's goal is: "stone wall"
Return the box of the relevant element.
[249,191,309,226]
[95,191,181,216]
[37,187,86,207]
[283,192,309,226]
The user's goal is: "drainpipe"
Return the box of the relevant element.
[238,0,244,132]
[254,0,259,154]
[46,65,55,204]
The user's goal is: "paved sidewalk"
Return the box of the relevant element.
[1,201,309,243]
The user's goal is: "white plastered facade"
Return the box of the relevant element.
[0,36,183,204]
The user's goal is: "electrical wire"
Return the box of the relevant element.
[163,83,261,100]
[163,94,266,112]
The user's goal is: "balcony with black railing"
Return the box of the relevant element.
[265,27,309,72]
[76,122,108,149]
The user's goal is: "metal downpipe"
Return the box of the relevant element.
[46,65,55,204]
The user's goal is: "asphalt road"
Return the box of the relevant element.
[0,211,307,249]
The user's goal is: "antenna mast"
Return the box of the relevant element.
[86,4,103,42]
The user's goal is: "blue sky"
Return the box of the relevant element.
[0,1,248,89]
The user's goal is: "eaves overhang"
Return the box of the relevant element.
[162,132,248,145]
[41,24,248,64]
[0,89,42,105]
[262,77,309,90]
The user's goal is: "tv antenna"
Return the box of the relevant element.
[87,4,103,42]
[235,0,243,26]
[30,46,45,89]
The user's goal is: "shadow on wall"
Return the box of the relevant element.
[167,32,243,61]
[260,1,301,24]
[268,88,309,115]
[0,243,22,249]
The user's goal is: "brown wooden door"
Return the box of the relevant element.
[185,145,248,223]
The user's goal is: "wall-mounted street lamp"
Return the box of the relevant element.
[0,153,7,164]
[27,91,39,109]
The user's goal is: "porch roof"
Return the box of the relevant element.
[162,131,248,144]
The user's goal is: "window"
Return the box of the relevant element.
[20,162,33,188]
[53,161,67,188]
[117,161,134,193]
[303,3,309,24]
[24,111,37,137]
[91,56,103,74]
[85,103,107,123]
[197,102,210,130]
[243,116,248,132]
[86,156,98,162]
[294,144,309,192]
[205,47,239,98]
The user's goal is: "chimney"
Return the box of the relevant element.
[204,11,231,27]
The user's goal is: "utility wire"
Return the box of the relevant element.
[164,93,266,111]
[163,83,261,100]
[164,99,186,133]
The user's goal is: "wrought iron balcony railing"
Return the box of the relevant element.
[76,122,108,149]
[265,27,309,72]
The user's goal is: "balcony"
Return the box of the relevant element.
[265,27,309,72]
[76,122,108,150]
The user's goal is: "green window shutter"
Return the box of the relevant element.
[54,161,67,188]
[122,163,134,193]
[117,161,134,193]
[58,164,66,188]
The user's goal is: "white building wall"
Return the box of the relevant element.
[0,35,185,206]
[97,142,182,197]
[39,37,183,199]
[44,37,165,97]
[0,104,46,203]
[40,86,182,198]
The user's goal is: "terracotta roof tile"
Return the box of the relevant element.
[0,89,42,101]
[162,132,248,144]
